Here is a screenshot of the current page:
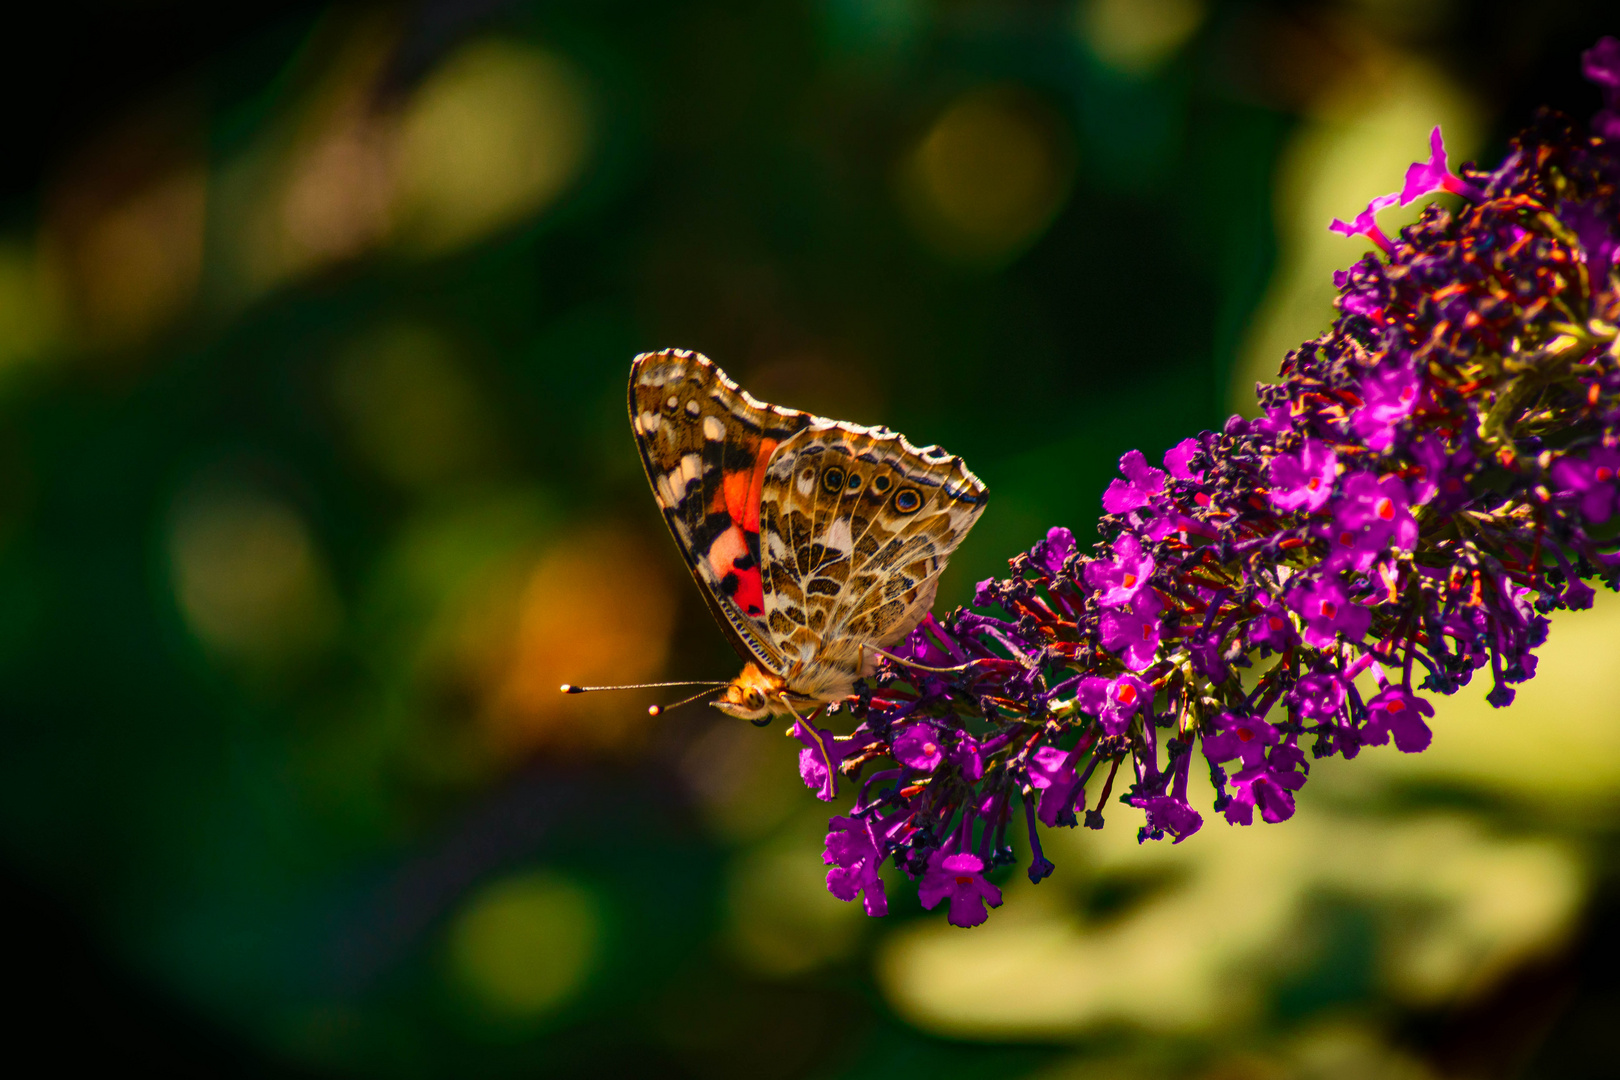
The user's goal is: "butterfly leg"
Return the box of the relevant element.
[778,696,839,786]
[868,646,975,675]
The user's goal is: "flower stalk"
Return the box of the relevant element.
[799,40,1620,927]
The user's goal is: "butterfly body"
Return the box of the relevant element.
[629,349,986,721]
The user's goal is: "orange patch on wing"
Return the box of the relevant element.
[719,467,752,523]
[715,437,776,535]
[742,438,776,533]
[705,524,765,617]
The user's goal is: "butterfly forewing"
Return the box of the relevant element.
[628,350,819,671]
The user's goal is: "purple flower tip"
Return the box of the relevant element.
[1330,192,1398,252]
[1399,126,1485,206]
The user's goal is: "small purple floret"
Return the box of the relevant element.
[1290,577,1371,648]
[1361,686,1435,753]
[824,816,888,916]
[1164,438,1204,481]
[1551,446,1620,523]
[1202,712,1278,770]
[1267,439,1338,512]
[1099,590,1164,671]
[1399,126,1485,205]
[1084,532,1156,608]
[893,722,945,772]
[1103,450,1167,514]
[1078,673,1152,736]
[917,851,1003,928]
[1029,745,1085,828]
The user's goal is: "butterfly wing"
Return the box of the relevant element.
[629,349,817,672]
[756,422,986,694]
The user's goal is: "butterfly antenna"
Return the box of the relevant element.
[560,680,727,694]
[647,685,728,717]
[560,680,728,717]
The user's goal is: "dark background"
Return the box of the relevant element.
[1,1,1617,1076]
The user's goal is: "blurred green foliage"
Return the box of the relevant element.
[2,1,1618,1077]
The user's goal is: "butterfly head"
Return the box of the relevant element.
[712,661,787,722]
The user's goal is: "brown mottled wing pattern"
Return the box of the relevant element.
[628,349,816,673]
[757,423,987,696]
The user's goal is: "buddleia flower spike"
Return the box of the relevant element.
[786,40,1620,928]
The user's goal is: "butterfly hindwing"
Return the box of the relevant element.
[629,349,815,671]
[757,423,987,693]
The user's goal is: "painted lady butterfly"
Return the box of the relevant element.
[629,349,987,722]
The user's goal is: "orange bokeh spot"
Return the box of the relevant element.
[457,528,676,758]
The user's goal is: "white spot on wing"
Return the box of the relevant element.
[666,394,679,411]
[685,400,701,417]
[822,517,852,555]
[703,415,725,441]
[680,453,703,486]
[655,473,677,507]
[639,410,660,434]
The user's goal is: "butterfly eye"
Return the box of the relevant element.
[846,473,862,491]
[821,467,846,494]
[871,475,891,493]
[894,488,922,513]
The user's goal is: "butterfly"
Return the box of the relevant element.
[627,348,987,722]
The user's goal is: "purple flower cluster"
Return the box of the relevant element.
[796,41,1620,927]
